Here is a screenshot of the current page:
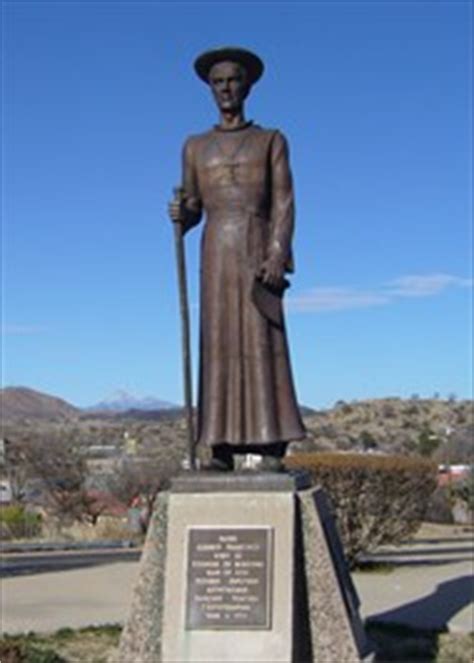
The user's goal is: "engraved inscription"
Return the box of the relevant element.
[186,527,273,630]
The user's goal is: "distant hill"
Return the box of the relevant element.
[84,406,185,422]
[299,405,317,417]
[1,387,80,423]
[2,388,472,466]
[113,407,185,421]
[87,389,178,413]
[296,397,473,461]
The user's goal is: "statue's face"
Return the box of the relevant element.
[209,61,250,112]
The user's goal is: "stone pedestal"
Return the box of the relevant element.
[116,472,367,663]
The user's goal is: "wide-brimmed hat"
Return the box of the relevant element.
[194,47,264,85]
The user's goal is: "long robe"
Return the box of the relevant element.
[181,121,305,447]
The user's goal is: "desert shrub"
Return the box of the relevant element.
[335,436,354,451]
[335,400,353,414]
[382,403,397,418]
[359,430,378,451]
[417,428,441,457]
[0,505,42,540]
[285,452,437,566]
[454,408,467,425]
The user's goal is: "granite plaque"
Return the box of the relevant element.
[186,527,273,630]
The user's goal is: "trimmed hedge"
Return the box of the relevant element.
[285,452,437,566]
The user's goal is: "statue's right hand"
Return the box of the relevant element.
[168,200,185,224]
[168,187,187,224]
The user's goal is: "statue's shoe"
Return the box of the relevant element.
[201,457,234,472]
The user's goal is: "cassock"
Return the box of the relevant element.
[181,121,306,448]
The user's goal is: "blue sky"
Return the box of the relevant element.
[2,1,472,409]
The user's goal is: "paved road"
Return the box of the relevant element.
[353,529,473,633]
[1,549,141,578]
[1,561,139,634]
[1,524,472,635]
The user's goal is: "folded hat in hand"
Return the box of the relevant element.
[251,276,290,328]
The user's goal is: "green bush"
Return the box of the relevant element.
[0,505,42,540]
[0,638,65,663]
[285,452,437,566]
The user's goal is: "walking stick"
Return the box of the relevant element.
[172,187,196,471]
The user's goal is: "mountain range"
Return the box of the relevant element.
[1,386,178,422]
[1,386,472,464]
[87,389,178,412]
[1,386,316,423]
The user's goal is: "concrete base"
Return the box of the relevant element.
[116,472,367,663]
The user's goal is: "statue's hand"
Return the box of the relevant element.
[259,255,286,289]
[168,187,187,225]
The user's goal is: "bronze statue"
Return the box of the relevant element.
[169,47,305,470]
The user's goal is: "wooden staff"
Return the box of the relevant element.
[172,186,196,471]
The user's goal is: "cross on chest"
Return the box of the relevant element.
[221,162,240,184]
[212,131,252,185]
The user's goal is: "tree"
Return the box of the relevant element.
[3,438,31,503]
[21,435,106,526]
[108,450,180,531]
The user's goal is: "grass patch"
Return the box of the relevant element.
[53,629,75,642]
[0,625,122,663]
[437,632,474,663]
[0,638,65,663]
[355,560,395,574]
[367,622,474,663]
[1,623,472,662]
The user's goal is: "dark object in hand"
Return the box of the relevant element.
[252,276,290,328]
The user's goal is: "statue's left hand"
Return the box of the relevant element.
[259,255,285,288]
